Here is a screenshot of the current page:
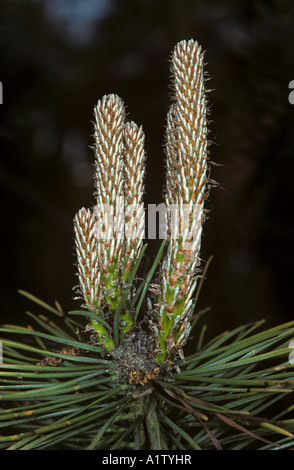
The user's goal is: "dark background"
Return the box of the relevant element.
[1,0,294,341]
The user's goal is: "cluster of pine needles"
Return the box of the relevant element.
[0,249,294,450]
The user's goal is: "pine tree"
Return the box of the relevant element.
[0,40,294,451]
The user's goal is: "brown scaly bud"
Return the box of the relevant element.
[93,95,126,314]
[154,39,210,363]
[123,121,145,277]
[74,207,115,352]
[94,94,125,207]
[74,207,100,311]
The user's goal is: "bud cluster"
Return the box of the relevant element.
[74,40,212,364]
[74,94,146,349]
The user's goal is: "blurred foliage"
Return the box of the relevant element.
[0,0,294,342]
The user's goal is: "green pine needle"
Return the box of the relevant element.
[1,279,294,449]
